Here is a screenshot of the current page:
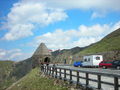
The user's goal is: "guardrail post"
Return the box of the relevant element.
[55,68,57,78]
[70,70,72,84]
[59,68,62,79]
[44,66,46,73]
[97,75,101,89]
[77,71,79,86]
[40,65,44,72]
[49,67,51,75]
[46,66,48,75]
[86,73,89,87]
[52,67,54,77]
[42,65,44,72]
[64,69,66,81]
[114,77,118,90]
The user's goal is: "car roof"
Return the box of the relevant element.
[114,60,120,61]
[102,60,113,62]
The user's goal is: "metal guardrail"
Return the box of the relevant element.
[41,65,120,90]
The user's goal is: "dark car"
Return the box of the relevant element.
[112,60,120,69]
[73,61,82,67]
[99,60,113,69]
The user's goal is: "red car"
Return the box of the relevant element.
[99,60,113,69]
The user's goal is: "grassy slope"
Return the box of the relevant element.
[78,28,120,55]
[0,59,32,90]
[7,68,68,90]
[0,61,16,90]
[11,58,32,80]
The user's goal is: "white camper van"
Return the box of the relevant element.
[82,55,103,67]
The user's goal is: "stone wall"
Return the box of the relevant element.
[73,50,120,61]
[98,50,120,60]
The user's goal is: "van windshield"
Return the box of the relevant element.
[96,57,100,60]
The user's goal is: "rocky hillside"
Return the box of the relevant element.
[51,47,87,63]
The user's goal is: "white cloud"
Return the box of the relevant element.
[2,2,68,40]
[0,49,32,61]
[112,21,120,30]
[24,0,120,11]
[3,24,34,40]
[78,24,110,36]
[2,0,120,41]
[31,21,120,50]
[91,12,106,19]
[24,0,120,19]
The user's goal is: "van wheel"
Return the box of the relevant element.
[116,66,120,70]
[103,66,106,69]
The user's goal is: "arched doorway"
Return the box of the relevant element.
[44,57,50,63]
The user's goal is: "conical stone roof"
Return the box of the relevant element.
[33,43,51,56]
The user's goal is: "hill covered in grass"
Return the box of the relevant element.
[79,28,120,55]
[0,58,33,90]
[74,28,120,60]
[11,58,33,80]
[7,68,68,90]
[0,61,16,90]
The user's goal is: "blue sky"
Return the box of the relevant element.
[0,0,120,61]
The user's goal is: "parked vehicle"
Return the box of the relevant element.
[99,60,113,69]
[82,55,103,67]
[112,60,120,69]
[73,61,82,67]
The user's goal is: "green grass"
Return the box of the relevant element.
[11,58,32,80]
[8,68,68,90]
[0,59,33,90]
[0,61,14,73]
[78,29,120,55]
[0,61,16,90]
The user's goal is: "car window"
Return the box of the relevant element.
[106,61,112,63]
[102,61,112,63]
[76,61,81,63]
[113,61,119,64]
[84,59,87,62]
[88,58,90,62]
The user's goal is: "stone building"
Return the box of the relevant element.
[32,43,51,68]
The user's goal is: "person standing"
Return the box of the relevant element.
[40,62,44,71]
